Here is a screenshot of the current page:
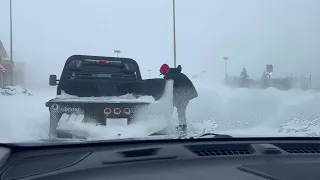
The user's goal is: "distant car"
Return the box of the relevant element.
[46,55,173,139]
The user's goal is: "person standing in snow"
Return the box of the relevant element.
[159,64,198,136]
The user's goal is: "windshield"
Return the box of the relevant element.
[0,0,320,144]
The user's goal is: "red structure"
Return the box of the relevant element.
[0,40,25,88]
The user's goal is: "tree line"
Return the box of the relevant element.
[225,67,311,91]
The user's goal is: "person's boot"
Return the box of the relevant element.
[175,124,187,138]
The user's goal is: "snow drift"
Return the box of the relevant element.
[0,86,33,96]
[1,77,320,142]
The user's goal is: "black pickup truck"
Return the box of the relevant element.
[46,55,172,139]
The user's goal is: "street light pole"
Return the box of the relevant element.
[173,0,177,68]
[310,74,312,89]
[9,0,14,85]
[148,69,151,78]
[223,57,228,78]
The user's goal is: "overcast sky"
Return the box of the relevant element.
[0,0,320,84]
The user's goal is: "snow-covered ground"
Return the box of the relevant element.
[0,87,55,142]
[1,78,320,143]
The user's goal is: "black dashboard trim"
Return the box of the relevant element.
[2,138,320,180]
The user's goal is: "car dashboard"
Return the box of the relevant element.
[1,137,320,180]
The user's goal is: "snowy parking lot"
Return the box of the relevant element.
[1,81,320,143]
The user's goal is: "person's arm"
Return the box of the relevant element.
[181,74,198,99]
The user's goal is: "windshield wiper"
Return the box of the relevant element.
[175,132,233,139]
[198,133,233,138]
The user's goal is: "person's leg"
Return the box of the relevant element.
[177,100,188,126]
[175,100,189,136]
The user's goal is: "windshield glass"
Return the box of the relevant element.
[0,0,320,144]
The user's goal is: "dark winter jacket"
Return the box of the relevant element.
[164,65,198,102]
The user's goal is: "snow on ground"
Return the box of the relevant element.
[55,91,156,103]
[186,75,320,137]
[0,86,33,96]
[1,77,320,143]
[0,87,55,143]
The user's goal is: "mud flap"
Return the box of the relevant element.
[55,129,87,140]
[55,113,88,139]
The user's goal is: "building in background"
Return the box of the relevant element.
[0,40,25,88]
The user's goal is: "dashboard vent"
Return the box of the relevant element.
[283,148,320,154]
[186,144,253,156]
[195,149,251,156]
[273,143,320,154]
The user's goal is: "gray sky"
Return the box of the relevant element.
[0,0,320,85]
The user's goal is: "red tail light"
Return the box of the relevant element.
[104,108,112,115]
[114,108,121,115]
[98,60,108,64]
[123,108,131,115]
[51,104,58,109]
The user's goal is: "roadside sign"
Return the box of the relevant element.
[114,50,121,54]
[266,64,273,73]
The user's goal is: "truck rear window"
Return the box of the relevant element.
[65,59,138,81]
[58,56,143,97]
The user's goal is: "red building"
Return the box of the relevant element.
[0,40,25,88]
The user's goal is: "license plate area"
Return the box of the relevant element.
[106,118,128,126]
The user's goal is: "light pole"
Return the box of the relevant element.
[148,69,151,78]
[310,74,312,89]
[114,50,121,58]
[173,0,177,68]
[9,0,14,85]
[223,57,228,78]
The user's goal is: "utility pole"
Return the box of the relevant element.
[9,0,14,85]
[310,74,312,89]
[223,57,228,78]
[172,0,177,68]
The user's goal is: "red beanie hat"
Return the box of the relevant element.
[160,64,170,75]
